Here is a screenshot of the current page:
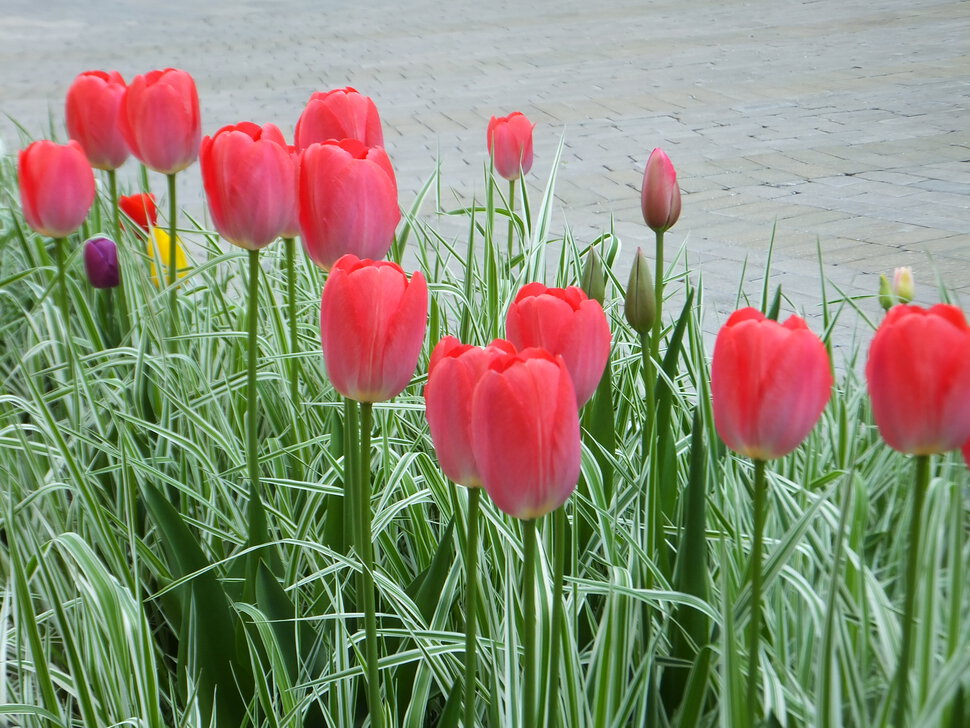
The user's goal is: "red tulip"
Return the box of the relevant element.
[118,193,158,231]
[65,70,129,170]
[200,122,297,250]
[18,140,95,238]
[486,112,534,181]
[471,347,581,519]
[120,68,201,174]
[711,308,832,460]
[505,283,611,406]
[866,304,970,454]
[299,139,400,269]
[320,255,427,402]
[426,336,517,487]
[641,148,681,233]
[83,236,120,289]
[294,87,384,150]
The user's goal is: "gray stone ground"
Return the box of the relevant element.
[2,0,968,359]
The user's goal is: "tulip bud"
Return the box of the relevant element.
[641,148,681,233]
[18,140,96,238]
[624,248,655,335]
[893,266,914,304]
[487,112,535,181]
[878,274,894,312]
[83,236,120,289]
[119,192,158,232]
[580,249,606,304]
[147,228,188,287]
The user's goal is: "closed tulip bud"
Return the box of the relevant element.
[580,249,606,304]
[299,139,401,269]
[624,247,655,335]
[294,87,384,150]
[65,70,130,170]
[893,266,914,304]
[83,236,120,288]
[641,148,681,233]
[505,283,611,407]
[200,121,297,250]
[426,336,517,487]
[120,68,201,175]
[320,255,428,402]
[487,112,535,181]
[712,308,832,460]
[866,304,970,454]
[471,347,581,519]
[18,140,96,238]
[119,193,158,232]
[878,274,894,312]
[147,228,188,287]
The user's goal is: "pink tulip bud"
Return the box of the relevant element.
[83,236,120,289]
[471,347,581,519]
[712,308,832,460]
[299,139,401,269]
[320,255,428,402]
[294,87,384,150]
[426,336,517,488]
[892,266,914,304]
[866,304,970,454]
[641,148,681,233]
[65,70,130,170]
[18,140,96,238]
[120,68,201,175]
[505,283,611,406]
[486,112,535,181]
[200,122,297,250]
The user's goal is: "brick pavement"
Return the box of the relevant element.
[2,0,968,354]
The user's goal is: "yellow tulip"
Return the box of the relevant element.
[147,227,188,287]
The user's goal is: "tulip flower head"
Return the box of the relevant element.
[294,87,384,149]
[147,228,188,287]
[471,347,581,519]
[426,336,517,488]
[201,121,297,250]
[866,304,970,455]
[120,68,201,175]
[119,192,158,232]
[487,112,535,181]
[892,266,915,304]
[624,247,656,335]
[320,255,428,402]
[65,70,130,170]
[641,148,681,233]
[711,308,832,460]
[83,236,120,289]
[299,139,401,269]
[18,140,96,238]
[505,283,611,406]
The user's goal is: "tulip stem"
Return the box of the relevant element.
[894,454,931,727]
[357,401,383,728]
[546,506,566,728]
[284,237,300,410]
[524,518,537,726]
[463,486,481,728]
[245,250,268,560]
[106,169,130,338]
[166,173,178,344]
[507,180,516,264]
[747,459,767,728]
[650,230,664,367]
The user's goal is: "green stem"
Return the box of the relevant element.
[650,229,664,367]
[464,487,482,727]
[284,237,300,409]
[107,169,130,337]
[546,506,566,728]
[358,401,382,728]
[894,454,931,727]
[747,459,767,728]
[53,236,78,422]
[524,518,538,726]
[246,250,267,552]
[167,173,178,343]
[507,179,516,264]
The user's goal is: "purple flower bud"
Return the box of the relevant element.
[83,236,120,288]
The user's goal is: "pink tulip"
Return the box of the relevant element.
[294,87,384,150]
[200,122,297,250]
[471,348,581,519]
[320,255,428,402]
[486,112,535,181]
[18,140,95,238]
[505,283,611,406]
[299,139,401,269]
[65,70,129,170]
[120,68,201,174]
[866,304,970,454]
[426,336,517,487]
[711,308,832,460]
[641,148,681,233]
